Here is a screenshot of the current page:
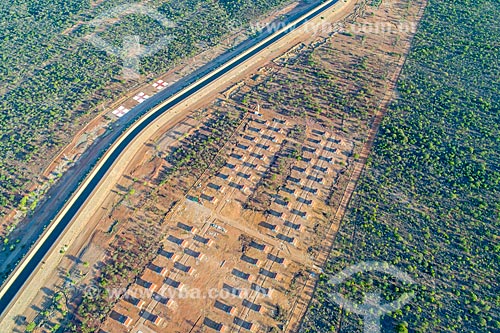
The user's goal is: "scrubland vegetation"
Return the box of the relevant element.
[301,0,500,332]
[0,0,289,217]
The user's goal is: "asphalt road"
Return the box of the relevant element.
[0,0,341,317]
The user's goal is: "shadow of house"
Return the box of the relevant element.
[214,300,236,315]
[222,283,241,297]
[203,317,226,332]
[110,310,132,327]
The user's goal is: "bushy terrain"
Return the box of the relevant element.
[0,0,289,216]
[301,0,499,332]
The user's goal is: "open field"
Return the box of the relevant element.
[300,0,500,332]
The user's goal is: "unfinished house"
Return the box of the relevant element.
[167,234,187,247]
[327,137,341,144]
[284,220,303,232]
[291,208,307,219]
[228,181,245,191]
[275,197,290,207]
[124,294,145,309]
[230,152,244,160]
[236,143,249,150]
[110,311,132,327]
[267,253,288,267]
[281,186,296,195]
[233,317,256,332]
[237,172,251,180]
[194,234,214,247]
[297,197,313,206]
[201,193,218,204]
[324,146,338,154]
[231,268,254,282]
[259,268,279,280]
[312,165,328,173]
[137,278,158,293]
[174,261,194,275]
[225,162,237,170]
[307,175,323,184]
[241,254,260,266]
[158,248,180,261]
[203,317,227,332]
[142,311,162,326]
[242,299,263,313]
[249,240,268,253]
[258,221,279,232]
[302,146,317,154]
[277,233,297,246]
[292,165,306,173]
[255,143,270,150]
[214,300,237,315]
[287,175,302,185]
[242,161,257,168]
[268,126,282,133]
[184,248,205,260]
[148,263,168,277]
[177,222,198,234]
[272,117,287,125]
[307,137,322,145]
[251,283,272,297]
[261,134,277,142]
[165,277,184,290]
[249,152,265,160]
[222,283,241,297]
[312,129,325,136]
[267,209,283,218]
[318,155,333,163]
[302,186,317,194]
[208,182,225,193]
[152,292,174,307]
[242,134,255,142]
[150,315,162,326]
[217,172,232,181]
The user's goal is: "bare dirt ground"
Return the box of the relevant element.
[1,0,428,332]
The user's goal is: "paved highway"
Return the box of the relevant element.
[0,0,342,318]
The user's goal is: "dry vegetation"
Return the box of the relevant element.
[18,0,436,332]
[0,0,295,264]
[301,0,499,332]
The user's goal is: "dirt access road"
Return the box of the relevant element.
[0,0,359,330]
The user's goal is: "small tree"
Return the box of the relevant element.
[396,322,409,333]
[25,321,36,332]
